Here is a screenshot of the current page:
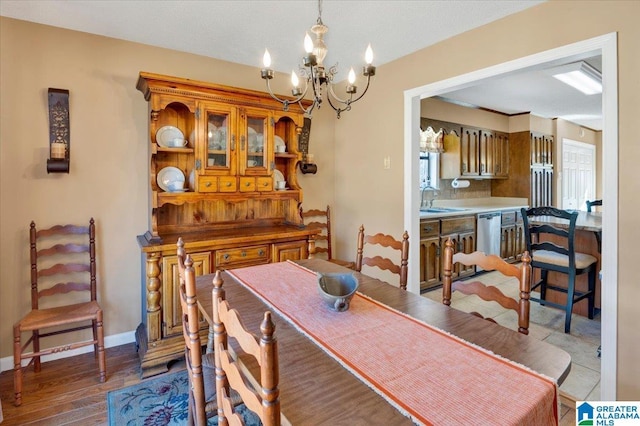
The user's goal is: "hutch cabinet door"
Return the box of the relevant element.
[161,251,211,337]
[198,101,237,178]
[272,241,308,262]
[240,107,272,176]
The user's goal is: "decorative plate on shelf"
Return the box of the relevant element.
[156,126,184,148]
[189,170,195,191]
[273,169,285,184]
[274,135,286,151]
[157,166,185,192]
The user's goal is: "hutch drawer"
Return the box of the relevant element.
[216,244,270,267]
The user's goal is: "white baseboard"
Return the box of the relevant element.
[0,330,136,373]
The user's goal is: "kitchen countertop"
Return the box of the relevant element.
[528,210,602,232]
[419,197,529,219]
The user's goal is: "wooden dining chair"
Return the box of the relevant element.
[212,271,280,426]
[178,239,217,426]
[355,225,410,290]
[521,207,597,333]
[13,219,106,406]
[300,205,355,268]
[442,238,533,334]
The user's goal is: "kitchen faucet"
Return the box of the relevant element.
[420,184,439,209]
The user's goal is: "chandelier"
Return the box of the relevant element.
[260,0,376,118]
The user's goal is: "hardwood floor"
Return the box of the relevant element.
[0,343,185,426]
[1,342,576,425]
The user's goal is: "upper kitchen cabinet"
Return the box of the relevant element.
[491,130,554,207]
[530,131,553,166]
[422,118,509,180]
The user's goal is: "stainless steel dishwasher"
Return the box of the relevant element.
[476,211,502,270]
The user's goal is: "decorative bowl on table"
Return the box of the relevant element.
[317,272,359,312]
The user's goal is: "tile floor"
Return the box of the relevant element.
[423,270,601,403]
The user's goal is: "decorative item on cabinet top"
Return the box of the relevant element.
[47,88,70,173]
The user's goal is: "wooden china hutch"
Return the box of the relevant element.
[135,72,317,377]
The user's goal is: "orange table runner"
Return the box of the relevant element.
[228,261,558,425]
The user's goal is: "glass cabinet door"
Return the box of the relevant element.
[200,102,236,175]
[207,110,230,169]
[243,108,271,174]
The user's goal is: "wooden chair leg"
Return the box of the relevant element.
[92,319,99,356]
[97,311,107,382]
[13,325,22,407]
[33,330,41,372]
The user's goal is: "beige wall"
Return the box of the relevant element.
[0,18,334,362]
[333,1,639,398]
[1,0,639,399]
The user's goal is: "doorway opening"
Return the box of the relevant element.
[403,33,618,399]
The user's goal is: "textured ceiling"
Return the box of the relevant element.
[1,0,602,129]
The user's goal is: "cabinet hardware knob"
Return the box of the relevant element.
[223,254,230,260]
[226,182,231,187]
[205,182,211,187]
[258,249,265,256]
[241,251,246,257]
[245,182,250,186]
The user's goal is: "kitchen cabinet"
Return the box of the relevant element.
[419,215,476,290]
[460,127,481,177]
[479,129,509,178]
[135,72,318,378]
[421,118,509,180]
[440,216,476,279]
[419,219,441,291]
[500,210,526,263]
[492,131,554,207]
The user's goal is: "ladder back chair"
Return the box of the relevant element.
[355,225,410,290]
[13,218,106,406]
[300,205,355,269]
[442,238,533,335]
[521,207,598,333]
[212,271,281,426]
[178,238,219,425]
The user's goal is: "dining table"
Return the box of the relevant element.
[196,258,571,425]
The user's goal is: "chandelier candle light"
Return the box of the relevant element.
[260,0,376,118]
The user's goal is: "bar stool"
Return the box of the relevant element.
[521,207,597,333]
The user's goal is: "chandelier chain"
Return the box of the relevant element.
[317,0,323,25]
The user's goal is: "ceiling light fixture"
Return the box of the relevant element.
[550,61,602,95]
[260,0,376,118]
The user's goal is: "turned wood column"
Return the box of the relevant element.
[145,252,162,342]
